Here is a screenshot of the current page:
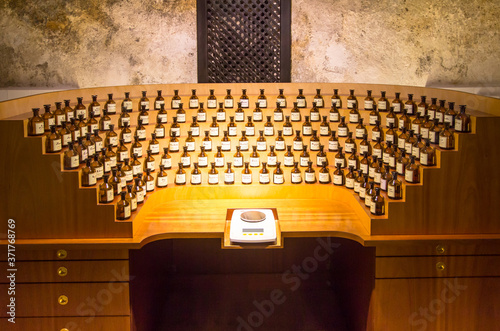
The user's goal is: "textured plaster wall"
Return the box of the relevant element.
[1,0,499,91]
[292,0,500,91]
[0,0,197,88]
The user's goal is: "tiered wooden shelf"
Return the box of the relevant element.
[1,83,499,247]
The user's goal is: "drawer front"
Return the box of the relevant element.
[0,283,129,317]
[376,255,500,278]
[374,240,500,257]
[0,260,129,283]
[0,248,129,261]
[0,316,130,331]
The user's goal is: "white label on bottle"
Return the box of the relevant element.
[139,115,149,125]
[133,164,142,175]
[347,99,356,109]
[75,109,85,118]
[184,141,194,152]
[120,117,130,128]
[170,128,180,138]
[283,126,293,136]
[155,128,165,139]
[405,104,413,113]
[396,162,404,175]
[359,186,366,199]
[224,99,234,108]
[221,141,231,151]
[170,100,180,109]
[240,99,249,108]
[303,126,312,136]
[267,156,277,166]
[374,148,382,159]
[122,101,132,111]
[95,166,103,179]
[284,156,294,167]
[374,172,381,184]
[420,153,429,166]
[335,157,345,168]
[245,126,255,136]
[202,140,212,151]
[62,133,71,146]
[259,173,270,184]
[291,172,302,183]
[210,127,219,136]
[412,146,420,159]
[314,98,323,107]
[253,112,263,122]
[224,172,234,183]
[338,127,348,137]
[233,156,243,167]
[320,126,329,136]
[411,124,420,135]
[364,100,374,110]
[332,98,341,108]
[300,156,309,167]
[277,98,286,107]
[191,173,202,184]
[106,189,114,202]
[388,156,396,168]
[95,140,103,152]
[455,119,463,131]
[399,119,406,130]
[429,131,439,144]
[235,112,244,122]
[147,161,155,171]
[103,160,111,173]
[274,112,283,122]
[157,175,168,187]
[257,141,267,151]
[101,120,110,131]
[275,140,285,151]
[208,173,219,184]
[120,151,128,162]
[242,173,252,184]
[107,104,116,113]
[439,136,450,149]
[155,100,165,110]
[259,99,267,108]
[405,142,413,154]
[305,172,315,182]
[137,129,146,140]
[369,115,378,126]
[198,156,208,167]
[317,156,327,167]
[216,112,226,121]
[161,157,172,169]
[392,103,401,113]
[333,174,343,185]
[329,140,338,152]
[291,112,301,122]
[124,170,133,182]
[310,112,320,122]
[354,181,361,193]
[349,113,359,123]
[169,141,179,152]
[273,173,284,184]
[146,180,155,191]
[297,99,306,108]
[383,152,391,164]
[120,132,131,144]
[207,99,217,109]
[310,141,320,151]
[250,157,260,167]
[176,113,186,123]
[91,106,100,116]
[319,172,330,183]
[80,149,88,162]
[136,190,144,203]
[55,114,65,126]
[264,127,274,136]
[444,114,454,126]
[428,109,435,120]
[346,177,354,189]
[239,140,249,151]
[140,100,150,110]
[293,141,303,151]
[397,137,405,150]
[405,169,415,183]
[150,144,160,154]
[69,155,79,168]
[388,185,396,198]
[355,128,365,139]
[435,112,444,123]
[197,112,206,122]
[215,157,224,167]
[133,147,143,158]
[80,126,88,136]
[371,131,380,142]
[188,127,199,138]
[330,112,339,122]
[348,159,357,169]
[51,139,62,152]
[189,99,199,108]
[175,173,186,184]
[385,117,395,128]
[345,142,355,153]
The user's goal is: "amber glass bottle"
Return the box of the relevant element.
[28,108,44,136]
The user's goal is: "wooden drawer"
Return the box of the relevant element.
[376,255,500,278]
[0,260,129,283]
[0,283,129,317]
[374,240,500,257]
[0,316,130,330]
[0,248,129,261]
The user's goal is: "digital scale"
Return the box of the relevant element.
[229,209,277,244]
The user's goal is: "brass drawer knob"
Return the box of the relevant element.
[436,245,445,254]
[61,329,69,331]
[57,249,67,259]
[436,262,446,271]
[57,267,68,277]
[58,295,68,305]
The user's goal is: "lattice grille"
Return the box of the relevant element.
[206,0,282,83]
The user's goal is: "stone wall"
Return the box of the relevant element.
[1,0,499,92]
